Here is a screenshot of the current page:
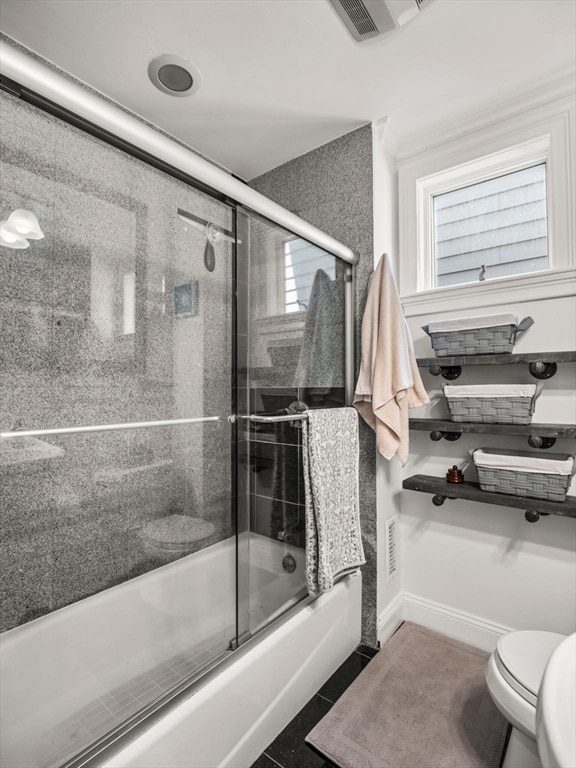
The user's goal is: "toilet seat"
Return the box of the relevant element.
[496,631,565,707]
[141,514,216,551]
[486,630,565,739]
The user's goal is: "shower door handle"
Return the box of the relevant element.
[247,413,307,424]
[247,400,308,425]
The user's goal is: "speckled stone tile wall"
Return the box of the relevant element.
[250,125,378,647]
[0,90,233,632]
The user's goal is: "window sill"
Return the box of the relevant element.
[400,267,576,317]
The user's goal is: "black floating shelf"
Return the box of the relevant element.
[416,351,576,367]
[417,351,575,380]
[409,419,576,440]
[403,474,576,521]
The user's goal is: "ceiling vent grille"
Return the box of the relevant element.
[338,0,378,36]
[329,0,432,42]
[386,515,399,582]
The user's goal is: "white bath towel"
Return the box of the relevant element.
[354,253,429,464]
[302,408,365,596]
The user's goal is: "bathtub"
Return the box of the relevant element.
[0,533,362,768]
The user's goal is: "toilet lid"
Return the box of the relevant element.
[143,514,216,547]
[497,630,566,699]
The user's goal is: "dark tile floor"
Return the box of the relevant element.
[250,644,378,768]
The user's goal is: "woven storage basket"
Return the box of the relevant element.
[422,315,534,357]
[472,449,575,502]
[444,385,540,425]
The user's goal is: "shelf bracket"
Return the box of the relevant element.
[428,365,461,380]
[430,430,461,442]
[432,496,552,524]
[529,361,558,380]
[525,510,551,523]
[527,435,557,449]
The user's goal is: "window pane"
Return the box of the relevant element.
[284,238,336,312]
[433,164,548,287]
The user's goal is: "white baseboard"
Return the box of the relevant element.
[378,592,514,652]
[376,593,404,646]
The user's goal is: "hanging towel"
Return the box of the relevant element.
[294,269,345,390]
[354,253,429,464]
[302,408,365,596]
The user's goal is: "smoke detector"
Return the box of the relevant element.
[328,0,433,42]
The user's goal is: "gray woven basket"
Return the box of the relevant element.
[472,448,575,502]
[476,466,571,502]
[446,395,536,425]
[423,316,534,357]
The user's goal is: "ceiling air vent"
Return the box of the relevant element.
[329,0,432,42]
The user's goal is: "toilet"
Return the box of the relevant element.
[486,630,566,768]
[140,514,217,561]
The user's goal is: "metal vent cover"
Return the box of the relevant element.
[329,0,430,42]
[336,0,379,36]
[385,515,399,582]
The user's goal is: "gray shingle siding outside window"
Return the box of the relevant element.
[434,164,548,287]
[285,238,336,312]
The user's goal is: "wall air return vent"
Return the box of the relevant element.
[385,515,399,582]
[329,0,433,42]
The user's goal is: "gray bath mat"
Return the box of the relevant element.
[306,622,508,768]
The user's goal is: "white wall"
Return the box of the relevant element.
[373,80,576,651]
[403,296,576,648]
[372,118,405,635]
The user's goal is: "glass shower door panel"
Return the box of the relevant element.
[1,420,236,768]
[237,208,346,638]
[0,92,236,768]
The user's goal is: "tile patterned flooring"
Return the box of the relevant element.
[250,644,378,768]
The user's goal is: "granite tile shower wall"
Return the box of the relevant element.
[0,90,233,633]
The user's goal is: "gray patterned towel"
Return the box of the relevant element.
[302,408,365,596]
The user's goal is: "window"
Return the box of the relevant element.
[433,163,548,287]
[397,87,575,314]
[284,238,335,313]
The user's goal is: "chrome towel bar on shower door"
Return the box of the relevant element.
[247,413,308,424]
[0,416,221,439]
[247,400,309,425]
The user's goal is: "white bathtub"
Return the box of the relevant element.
[0,533,362,768]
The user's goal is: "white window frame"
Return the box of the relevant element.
[417,137,550,292]
[398,88,575,316]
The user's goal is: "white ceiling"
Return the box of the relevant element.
[0,0,575,180]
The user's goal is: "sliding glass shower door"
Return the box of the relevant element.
[0,90,237,768]
[236,208,348,641]
[1,85,352,768]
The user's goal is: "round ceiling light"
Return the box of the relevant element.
[148,54,201,97]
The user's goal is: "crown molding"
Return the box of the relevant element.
[396,66,576,163]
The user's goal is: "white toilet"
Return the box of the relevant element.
[486,630,566,768]
[140,514,217,561]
